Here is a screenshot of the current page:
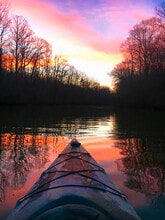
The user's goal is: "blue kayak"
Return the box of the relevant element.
[7,139,140,220]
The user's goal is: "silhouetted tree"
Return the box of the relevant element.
[0,3,112,105]
[9,15,34,75]
[0,2,11,72]
[121,17,164,77]
[156,1,165,20]
[30,36,52,80]
[51,54,70,82]
[110,17,165,108]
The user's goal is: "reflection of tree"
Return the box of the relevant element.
[0,162,9,202]
[114,138,165,206]
[0,133,67,203]
[13,135,27,188]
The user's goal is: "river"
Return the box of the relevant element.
[0,105,165,220]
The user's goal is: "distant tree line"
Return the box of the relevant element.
[0,2,112,105]
[109,2,165,109]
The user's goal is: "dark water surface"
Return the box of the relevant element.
[0,105,165,220]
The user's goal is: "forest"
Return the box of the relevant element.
[0,2,112,105]
[110,3,165,109]
[0,2,165,108]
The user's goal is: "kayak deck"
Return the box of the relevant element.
[7,139,140,220]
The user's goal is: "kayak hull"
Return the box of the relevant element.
[7,139,140,220]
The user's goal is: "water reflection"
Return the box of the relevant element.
[0,105,113,136]
[0,106,165,219]
[114,137,165,210]
[0,134,67,204]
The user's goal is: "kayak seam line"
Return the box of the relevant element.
[17,151,127,204]
[48,153,104,171]
[17,184,127,205]
[17,170,127,204]
[46,169,104,174]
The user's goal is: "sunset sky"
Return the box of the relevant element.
[9,0,162,87]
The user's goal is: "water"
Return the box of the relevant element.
[0,105,165,220]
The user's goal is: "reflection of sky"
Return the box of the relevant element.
[86,116,116,137]
[67,116,117,137]
[1,133,165,219]
[2,116,116,138]
[9,0,162,87]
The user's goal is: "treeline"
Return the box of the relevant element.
[0,2,111,105]
[110,4,165,109]
[0,70,111,104]
[1,2,165,108]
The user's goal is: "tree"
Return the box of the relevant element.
[9,15,35,75]
[64,65,78,85]
[0,2,11,72]
[110,17,165,107]
[51,54,70,82]
[121,17,164,78]
[30,36,52,79]
[156,1,165,20]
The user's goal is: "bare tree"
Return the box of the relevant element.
[121,17,164,77]
[0,2,11,71]
[51,54,70,82]
[9,15,35,75]
[156,1,165,20]
[110,16,165,99]
[30,36,52,79]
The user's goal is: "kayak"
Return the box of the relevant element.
[7,138,140,220]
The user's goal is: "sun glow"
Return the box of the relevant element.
[51,41,123,87]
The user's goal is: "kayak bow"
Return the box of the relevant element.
[7,138,140,220]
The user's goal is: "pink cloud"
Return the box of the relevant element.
[9,0,156,55]
[8,0,124,54]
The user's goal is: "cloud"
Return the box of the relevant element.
[9,0,127,54]
[10,0,156,55]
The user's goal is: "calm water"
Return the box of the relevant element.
[0,105,165,220]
